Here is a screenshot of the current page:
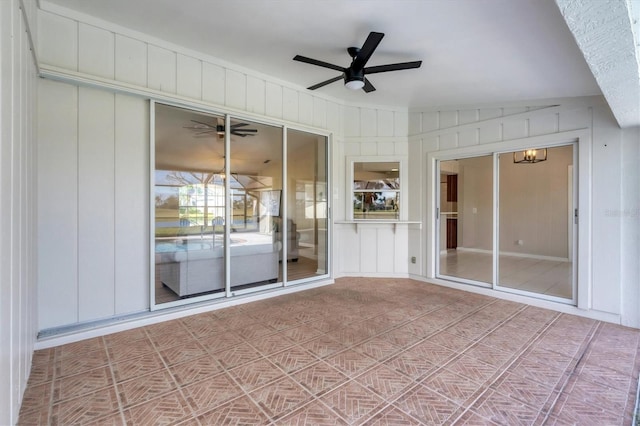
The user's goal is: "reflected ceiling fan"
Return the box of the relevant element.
[184,119,258,138]
[293,31,422,93]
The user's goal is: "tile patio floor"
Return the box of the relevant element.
[19,278,640,425]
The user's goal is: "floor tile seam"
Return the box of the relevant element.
[537,319,603,424]
[101,339,127,426]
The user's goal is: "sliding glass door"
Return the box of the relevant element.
[152,102,330,308]
[497,145,575,301]
[438,156,494,285]
[436,144,576,303]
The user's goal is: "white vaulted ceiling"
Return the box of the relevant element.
[42,0,639,126]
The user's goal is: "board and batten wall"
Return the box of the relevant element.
[0,0,39,423]
[407,99,640,328]
[35,4,410,332]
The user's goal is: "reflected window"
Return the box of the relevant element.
[352,161,400,220]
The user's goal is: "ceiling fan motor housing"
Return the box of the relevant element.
[344,66,364,85]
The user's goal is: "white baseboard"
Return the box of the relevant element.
[455,246,570,262]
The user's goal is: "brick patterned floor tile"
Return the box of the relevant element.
[18,405,50,426]
[112,353,165,384]
[182,372,244,413]
[275,400,348,425]
[520,347,573,372]
[269,345,318,373]
[55,337,105,359]
[84,410,125,426]
[50,387,120,425]
[384,350,437,382]
[549,392,625,425]
[406,340,457,365]
[446,356,498,385]
[52,366,112,402]
[144,319,187,336]
[19,381,52,415]
[576,362,633,391]
[123,391,191,425]
[103,328,149,347]
[291,361,349,396]
[446,320,490,341]
[507,357,568,388]
[380,327,422,349]
[351,336,402,361]
[250,376,313,420]
[472,390,541,426]
[198,330,245,354]
[249,332,296,355]
[168,354,225,387]
[180,316,226,339]
[464,343,514,368]
[423,369,485,405]
[301,335,346,359]
[27,359,54,385]
[281,324,324,344]
[453,410,500,425]
[158,341,207,366]
[213,342,262,369]
[582,346,637,375]
[325,349,377,377]
[107,338,155,363]
[117,370,176,408]
[326,326,370,347]
[196,395,269,425]
[55,349,110,378]
[356,364,414,401]
[320,381,386,424]
[561,378,629,415]
[426,331,474,352]
[361,405,421,425]
[394,385,461,425]
[228,358,284,392]
[489,372,555,411]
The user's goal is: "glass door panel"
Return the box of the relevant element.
[229,118,283,293]
[438,156,493,284]
[497,145,574,300]
[154,104,227,305]
[286,129,328,282]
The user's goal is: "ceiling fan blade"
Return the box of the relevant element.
[363,78,376,93]
[364,61,422,75]
[293,55,344,72]
[235,129,258,133]
[231,123,249,129]
[352,32,384,70]
[190,119,216,128]
[194,130,217,135]
[308,75,343,90]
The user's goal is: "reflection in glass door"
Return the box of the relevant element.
[438,156,494,285]
[497,145,575,301]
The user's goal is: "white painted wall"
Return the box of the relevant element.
[408,99,640,327]
[35,5,408,331]
[0,0,38,423]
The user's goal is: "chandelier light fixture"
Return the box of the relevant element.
[513,148,547,164]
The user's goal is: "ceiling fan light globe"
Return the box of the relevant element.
[345,79,365,90]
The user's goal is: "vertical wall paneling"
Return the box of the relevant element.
[439,111,457,129]
[1,1,38,423]
[37,79,79,329]
[394,227,410,274]
[377,142,395,156]
[360,141,377,156]
[343,106,359,137]
[176,54,202,100]
[376,228,395,272]
[147,45,177,93]
[360,108,377,137]
[359,228,378,273]
[312,97,327,129]
[478,122,501,144]
[37,10,78,70]
[77,88,116,321]
[378,110,394,137]
[78,23,114,79]
[225,69,246,110]
[326,102,342,135]
[394,112,408,138]
[298,92,313,126]
[282,87,299,123]
[458,109,478,125]
[265,82,283,119]
[246,76,265,115]
[529,113,559,136]
[202,62,225,105]
[343,142,360,156]
[115,35,147,86]
[114,94,149,314]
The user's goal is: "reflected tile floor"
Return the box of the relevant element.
[19,278,640,425]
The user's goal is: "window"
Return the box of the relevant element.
[349,160,403,220]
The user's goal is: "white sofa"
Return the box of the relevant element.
[157,238,279,297]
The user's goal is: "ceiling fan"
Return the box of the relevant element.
[184,119,258,138]
[293,31,422,93]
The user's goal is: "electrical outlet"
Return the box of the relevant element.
[411,256,416,264]
[516,240,524,246]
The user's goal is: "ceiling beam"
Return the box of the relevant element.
[555,0,640,128]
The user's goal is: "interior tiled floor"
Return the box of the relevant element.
[440,251,573,299]
[20,278,639,425]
